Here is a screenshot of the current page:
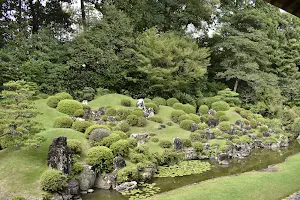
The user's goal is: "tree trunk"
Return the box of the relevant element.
[81,0,86,30]
[28,0,38,33]
[233,79,239,92]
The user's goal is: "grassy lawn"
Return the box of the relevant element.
[225,107,243,123]
[88,94,136,110]
[149,153,300,200]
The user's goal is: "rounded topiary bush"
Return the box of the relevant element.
[112,131,127,139]
[150,137,159,142]
[145,103,159,114]
[180,119,195,131]
[159,140,172,148]
[55,92,73,101]
[85,124,111,138]
[190,132,201,142]
[259,125,268,132]
[89,128,110,146]
[173,103,185,111]
[166,121,173,126]
[97,133,121,147]
[137,117,147,127]
[87,146,114,173]
[119,122,130,132]
[72,120,93,132]
[171,110,186,123]
[148,116,163,123]
[198,105,209,115]
[218,121,231,132]
[183,104,196,114]
[127,138,138,148]
[126,115,138,126]
[211,101,230,111]
[74,109,84,117]
[250,119,257,128]
[11,197,26,200]
[53,116,73,128]
[188,113,201,124]
[219,115,229,122]
[178,115,192,123]
[57,100,83,115]
[40,169,67,192]
[192,142,204,152]
[121,99,132,107]
[152,97,166,106]
[47,96,60,108]
[105,108,117,116]
[167,98,180,107]
[182,139,192,147]
[110,139,130,157]
[216,111,226,118]
[117,108,131,120]
[131,109,145,117]
[68,139,82,154]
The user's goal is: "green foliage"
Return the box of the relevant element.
[171,110,186,123]
[167,98,180,107]
[190,132,201,142]
[72,120,93,133]
[145,103,159,114]
[159,140,172,148]
[87,146,114,173]
[137,117,147,127]
[159,149,183,165]
[217,88,241,106]
[131,109,145,117]
[72,162,84,175]
[149,116,163,123]
[239,135,253,144]
[119,122,130,132]
[211,101,230,111]
[110,139,130,157]
[126,115,138,126]
[166,121,173,126]
[98,133,121,147]
[11,197,26,200]
[57,100,83,115]
[178,115,192,123]
[198,123,208,130]
[192,142,204,152]
[153,97,166,106]
[73,109,84,117]
[250,119,257,128]
[121,99,132,107]
[188,114,201,124]
[173,103,185,111]
[183,104,196,114]
[182,139,192,147]
[198,105,209,115]
[55,92,73,101]
[85,124,111,138]
[101,115,108,121]
[280,109,297,126]
[259,125,269,132]
[53,117,73,128]
[117,108,131,120]
[218,121,231,132]
[105,108,117,116]
[219,115,229,122]
[180,120,195,131]
[151,137,159,143]
[67,139,82,154]
[292,118,300,136]
[40,169,67,192]
[112,131,128,139]
[117,166,139,183]
[127,138,138,149]
[47,96,60,108]
[88,128,111,146]
[198,96,221,107]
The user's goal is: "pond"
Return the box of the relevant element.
[83,141,300,200]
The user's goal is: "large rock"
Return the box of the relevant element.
[113,156,126,170]
[95,173,117,190]
[67,179,80,196]
[115,181,138,192]
[206,129,214,139]
[288,193,300,200]
[217,153,229,165]
[83,109,92,120]
[79,165,96,191]
[232,143,252,158]
[208,119,218,128]
[235,120,243,128]
[141,167,156,181]
[173,137,183,151]
[47,136,72,175]
[130,133,149,140]
[191,123,198,132]
[208,109,216,116]
[185,147,198,160]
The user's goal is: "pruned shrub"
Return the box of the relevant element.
[192,142,204,152]
[216,111,226,118]
[83,104,91,110]
[173,103,185,110]
[198,123,208,130]
[240,135,252,144]
[134,145,149,154]
[145,103,159,114]
[159,149,182,165]
[98,133,121,147]
[105,108,117,116]
[110,139,130,157]
[85,124,111,138]
[101,115,108,121]
[144,98,152,103]
[250,119,257,128]
[55,92,73,101]
[153,97,167,106]
[159,140,172,148]
[121,99,131,107]
[40,169,67,192]
[53,116,73,128]
[68,139,82,154]
[89,128,110,146]
[166,121,173,126]
[218,121,231,132]
[178,115,192,123]
[127,138,138,148]
[112,131,128,139]
[72,162,84,175]
[151,137,159,143]
[117,108,131,120]
[149,116,163,123]
[183,104,196,114]
[167,98,180,107]
[131,109,145,117]
[126,114,138,126]
[87,146,114,173]
[219,115,229,122]
[190,132,201,142]
[211,101,230,111]
[47,96,60,108]
[292,118,300,135]
[188,113,201,124]
[171,110,186,123]
[57,100,83,115]
[72,120,93,133]
[198,105,209,115]
[180,119,195,131]
[129,152,148,163]
[137,117,147,127]
[259,125,268,132]
[119,122,130,132]
[182,139,192,147]
[74,109,84,117]
[11,197,26,200]
[117,166,139,183]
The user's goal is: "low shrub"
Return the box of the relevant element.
[178,115,192,123]
[250,119,257,128]
[235,107,243,113]
[67,139,82,154]
[85,124,111,137]
[180,119,195,131]
[173,103,185,111]
[166,121,173,126]
[149,116,163,123]
[72,120,93,132]
[126,115,138,126]
[82,104,91,110]
[131,109,145,117]
[183,104,196,114]
[113,131,128,139]
[211,101,230,111]
[153,97,166,106]
[47,96,60,108]
[129,152,148,163]
[145,103,159,114]
[240,135,252,144]
[159,149,183,165]
[190,132,201,142]
[11,197,26,200]
[87,146,114,173]
[257,118,266,124]
[198,123,208,130]
[117,108,131,120]
[240,111,249,119]
[218,121,231,132]
[55,92,73,101]
[105,108,117,116]
[89,128,110,146]
[259,125,269,132]
[57,100,83,115]
[74,109,84,117]
[72,162,84,175]
[167,98,180,107]
[192,142,204,152]
[40,169,67,192]
[53,117,73,128]
[198,105,209,115]
[219,115,229,122]
[159,140,172,148]
[98,133,121,147]
[121,99,131,107]
[101,115,108,121]
[110,139,130,157]
[216,111,226,118]
[182,139,192,147]
[117,166,139,183]
[119,122,130,132]
[144,98,152,103]
[150,137,159,142]
[188,113,201,124]
[171,110,186,123]
[137,117,147,127]
[127,138,138,148]
[134,145,149,154]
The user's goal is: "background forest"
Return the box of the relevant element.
[1,0,300,117]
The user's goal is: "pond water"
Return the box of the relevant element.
[83,141,300,200]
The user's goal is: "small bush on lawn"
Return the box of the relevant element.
[72,120,93,132]
[198,105,209,115]
[167,98,180,107]
[180,120,195,131]
[129,152,148,163]
[121,99,131,107]
[87,146,114,173]
[182,138,192,147]
[53,117,73,128]
[112,131,128,139]
[159,140,172,148]
[127,138,138,148]
[178,115,192,123]
[145,103,159,114]
[192,142,204,152]
[188,113,201,124]
[101,115,108,121]
[173,103,185,111]
[211,101,230,111]
[171,110,186,123]
[137,117,147,127]
[134,145,149,154]
[89,128,110,146]
[183,104,196,114]
[259,125,269,132]
[153,97,166,106]
[151,137,159,142]
[198,123,208,130]
[110,139,130,157]
[74,109,84,117]
[126,115,138,126]
[68,139,82,154]
[98,133,121,147]
[190,132,201,142]
[117,166,139,183]
[57,100,83,115]
[219,115,229,122]
[40,169,67,192]
[55,92,73,101]
[250,119,257,128]
[240,135,253,144]
[216,111,226,118]
[149,116,163,123]
[82,104,91,110]
[166,121,173,126]
[131,109,145,117]
[159,149,183,165]
[47,96,60,108]
[117,108,131,120]
[119,122,130,132]
[85,124,111,137]
[105,108,117,116]
[218,121,231,132]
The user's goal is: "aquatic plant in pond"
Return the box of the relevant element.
[154,160,211,178]
[121,183,161,200]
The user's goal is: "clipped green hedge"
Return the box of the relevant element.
[159,140,172,148]
[119,122,130,132]
[211,101,230,111]
[171,110,186,123]
[126,114,138,126]
[137,117,147,127]
[85,124,111,138]
[180,119,195,131]
[53,116,73,128]
[149,116,163,123]
[218,121,231,132]
[198,105,209,115]
[68,139,82,154]
[110,139,130,157]
[72,120,93,132]
[167,98,180,107]
[55,92,73,101]
[57,99,83,115]
[74,109,84,117]
[47,96,60,108]
[121,99,132,107]
[117,108,131,120]
[105,108,117,116]
[183,104,196,114]
[87,146,114,173]
[173,103,185,111]
[40,169,67,192]
[153,97,167,106]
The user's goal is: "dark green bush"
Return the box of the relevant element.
[145,103,159,114]
[173,103,185,110]
[40,169,67,192]
[178,115,192,123]
[82,104,91,110]
[119,122,130,132]
[127,138,138,148]
[197,96,221,107]
[74,109,84,117]
[149,116,163,123]
[55,92,73,101]
[183,104,196,114]
[182,138,192,147]
[121,99,132,107]
[188,113,201,124]
[219,115,229,122]
[144,98,152,103]
[110,139,130,157]
[218,121,231,132]
[159,149,182,165]
[68,139,82,154]
[53,116,73,128]
[190,132,201,142]
[117,108,131,120]
[134,145,149,154]
[240,111,249,119]
[180,119,195,131]
[89,128,110,146]
[117,166,139,183]
[129,152,148,163]
[47,96,60,108]
[167,98,180,107]
[198,105,209,115]
[280,109,297,126]
[292,118,300,134]
[171,110,186,123]
[126,114,138,126]
[150,137,159,142]
[137,117,147,127]
[211,101,230,111]
[131,109,145,117]
[153,97,166,106]
[159,140,172,148]
[98,133,121,147]
[192,142,204,152]
[105,108,117,116]
[250,119,257,128]
[72,120,93,132]
[87,146,114,173]
[57,100,83,115]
